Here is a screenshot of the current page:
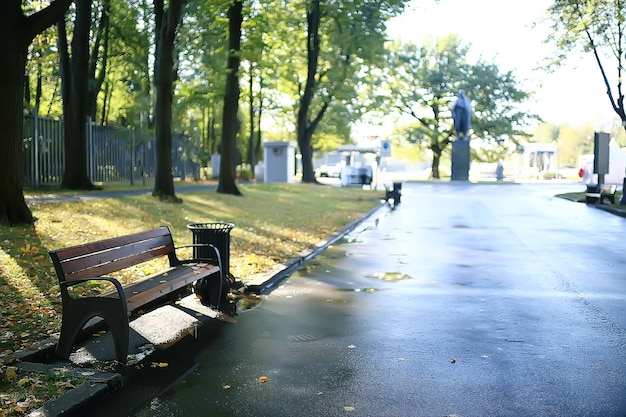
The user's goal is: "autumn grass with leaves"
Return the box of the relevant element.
[0,182,382,416]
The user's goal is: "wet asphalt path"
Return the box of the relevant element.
[131,182,626,417]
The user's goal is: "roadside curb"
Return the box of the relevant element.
[22,361,122,417]
[246,201,387,295]
[595,204,626,218]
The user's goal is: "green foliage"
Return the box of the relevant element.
[384,35,537,175]
[546,0,626,124]
[532,121,595,167]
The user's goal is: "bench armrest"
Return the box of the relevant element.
[175,243,223,272]
[60,276,127,302]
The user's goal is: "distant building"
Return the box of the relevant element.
[506,142,560,180]
[578,139,626,185]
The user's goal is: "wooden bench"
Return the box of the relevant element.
[48,226,222,363]
[585,184,617,204]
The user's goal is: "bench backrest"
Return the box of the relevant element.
[601,184,617,193]
[49,226,177,283]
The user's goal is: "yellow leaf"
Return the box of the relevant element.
[347,344,356,349]
[344,406,355,412]
[258,375,268,383]
[6,369,17,378]
[18,243,38,255]
[450,358,456,364]
[17,378,30,387]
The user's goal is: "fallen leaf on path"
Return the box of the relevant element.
[150,362,169,368]
[17,378,31,387]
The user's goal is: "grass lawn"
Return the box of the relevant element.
[0,182,383,415]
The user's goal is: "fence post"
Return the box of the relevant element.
[86,116,93,181]
[32,108,39,187]
[130,127,135,186]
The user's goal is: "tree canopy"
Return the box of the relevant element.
[383,35,536,178]
[546,0,626,128]
[0,0,545,224]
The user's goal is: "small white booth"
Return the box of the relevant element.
[210,154,220,179]
[263,141,296,183]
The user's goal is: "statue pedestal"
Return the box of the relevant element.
[451,140,470,181]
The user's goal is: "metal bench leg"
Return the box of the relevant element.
[98,307,130,363]
[55,297,129,363]
[55,315,85,360]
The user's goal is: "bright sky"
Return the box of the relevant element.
[387,0,618,129]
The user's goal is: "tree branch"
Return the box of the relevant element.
[24,0,74,44]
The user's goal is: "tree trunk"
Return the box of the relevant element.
[431,153,441,179]
[58,0,96,190]
[152,0,184,201]
[297,0,322,184]
[87,0,111,121]
[255,74,263,168]
[0,38,32,224]
[247,66,255,179]
[0,0,73,224]
[217,0,242,195]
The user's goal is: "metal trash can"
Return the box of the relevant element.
[392,182,402,204]
[386,182,402,207]
[187,222,235,278]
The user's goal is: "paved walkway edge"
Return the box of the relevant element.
[246,201,387,295]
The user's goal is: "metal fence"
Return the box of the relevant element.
[22,113,192,187]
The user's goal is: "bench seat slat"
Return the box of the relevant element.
[121,262,219,312]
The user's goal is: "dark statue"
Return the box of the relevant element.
[452,90,472,141]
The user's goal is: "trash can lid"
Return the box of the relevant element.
[187,222,235,231]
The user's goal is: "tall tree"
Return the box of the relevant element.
[103,0,153,127]
[386,36,534,178]
[57,0,96,190]
[0,0,74,224]
[242,3,273,180]
[152,0,184,200]
[296,0,406,183]
[297,0,325,183]
[176,0,229,170]
[86,0,111,120]
[546,0,626,129]
[217,0,242,195]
